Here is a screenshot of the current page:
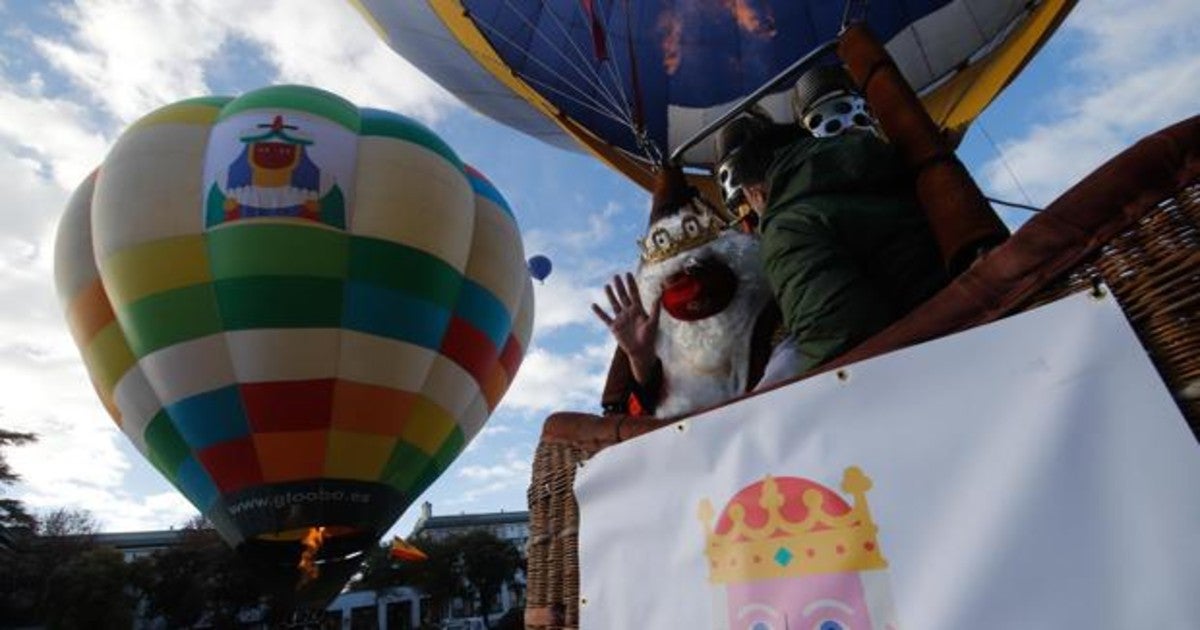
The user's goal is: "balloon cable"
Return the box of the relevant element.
[840,0,872,31]
[985,196,1043,213]
[979,121,1037,208]
[623,0,650,159]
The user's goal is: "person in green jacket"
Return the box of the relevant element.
[715,65,947,383]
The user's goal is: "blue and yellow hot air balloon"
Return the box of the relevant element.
[353,0,1075,190]
[54,85,534,583]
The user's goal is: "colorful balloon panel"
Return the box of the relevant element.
[54,85,534,551]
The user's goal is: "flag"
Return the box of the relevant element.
[389,536,428,562]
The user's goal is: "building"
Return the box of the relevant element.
[93,529,188,562]
[324,587,422,630]
[409,502,529,552]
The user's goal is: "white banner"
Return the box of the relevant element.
[575,289,1200,629]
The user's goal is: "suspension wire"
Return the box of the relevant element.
[584,0,639,130]
[622,0,656,163]
[978,122,1037,207]
[526,0,633,123]
[470,14,628,120]
[516,72,643,131]
[470,14,630,125]
[959,0,989,42]
[840,0,871,31]
[985,195,1043,213]
[496,0,631,122]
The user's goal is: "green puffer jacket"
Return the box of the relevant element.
[759,132,947,374]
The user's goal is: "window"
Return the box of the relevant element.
[350,605,378,629]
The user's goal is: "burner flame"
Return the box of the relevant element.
[297,526,327,588]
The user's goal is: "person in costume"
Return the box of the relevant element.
[715,64,947,381]
[592,167,780,418]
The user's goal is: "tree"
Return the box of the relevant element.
[457,531,521,627]
[131,517,277,627]
[40,545,134,629]
[0,428,35,529]
[0,507,111,627]
[354,531,522,628]
[354,534,466,625]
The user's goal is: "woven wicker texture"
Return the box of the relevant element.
[1027,181,1200,429]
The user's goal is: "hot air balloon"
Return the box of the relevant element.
[527,254,552,283]
[353,0,1075,190]
[53,85,534,596]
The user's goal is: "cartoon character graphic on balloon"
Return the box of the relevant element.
[699,468,900,630]
[204,114,347,229]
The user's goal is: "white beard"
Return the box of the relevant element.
[637,232,771,418]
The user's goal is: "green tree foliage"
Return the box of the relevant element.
[356,534,466,624]
[354,530,522,628]
[0,428,35,529]
[458,530,522,626]
[131,517,277,627]
[40,545,134,629]
[0,508,119,627]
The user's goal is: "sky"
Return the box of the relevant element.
[0,0,1195,541]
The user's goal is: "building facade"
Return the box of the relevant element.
[409,502,529,552]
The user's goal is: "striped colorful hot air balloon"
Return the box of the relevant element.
[54,85,534,573]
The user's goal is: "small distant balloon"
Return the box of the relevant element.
[528,254,552,283]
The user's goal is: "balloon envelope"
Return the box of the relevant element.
[54,86,534,565]
[528,254,552,282]
[356,0,1075,189]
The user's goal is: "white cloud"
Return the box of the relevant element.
[500,342,613,415]
[0,79,108,191]
[531,273,607,330]
[525,201,643,331]
[458,459,529,483]
[980,0,1200,204]
[30,0,453,126]
[222,1,453,119]
[445,448,534,506]
[33,1,228,125]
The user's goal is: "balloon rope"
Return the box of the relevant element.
[490,0,631,123]
[979,122,1038,208]
[586,0,640,128]
[840,0,871,31]
[985,196,1043,213]
[622,0,659,163]
[623,0,645,135]
[525,0,634,123]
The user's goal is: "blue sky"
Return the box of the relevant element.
[0,0,1195,540]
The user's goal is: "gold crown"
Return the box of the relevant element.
[698,467,887,584]
[639,206,726,264]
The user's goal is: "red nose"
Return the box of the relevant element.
[660,259,737,321]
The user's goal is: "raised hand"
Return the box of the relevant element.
[591,272,662,383]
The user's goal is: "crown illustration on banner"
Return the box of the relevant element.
[698,467,888,584]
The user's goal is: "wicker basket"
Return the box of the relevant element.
[524,117,1200,630]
